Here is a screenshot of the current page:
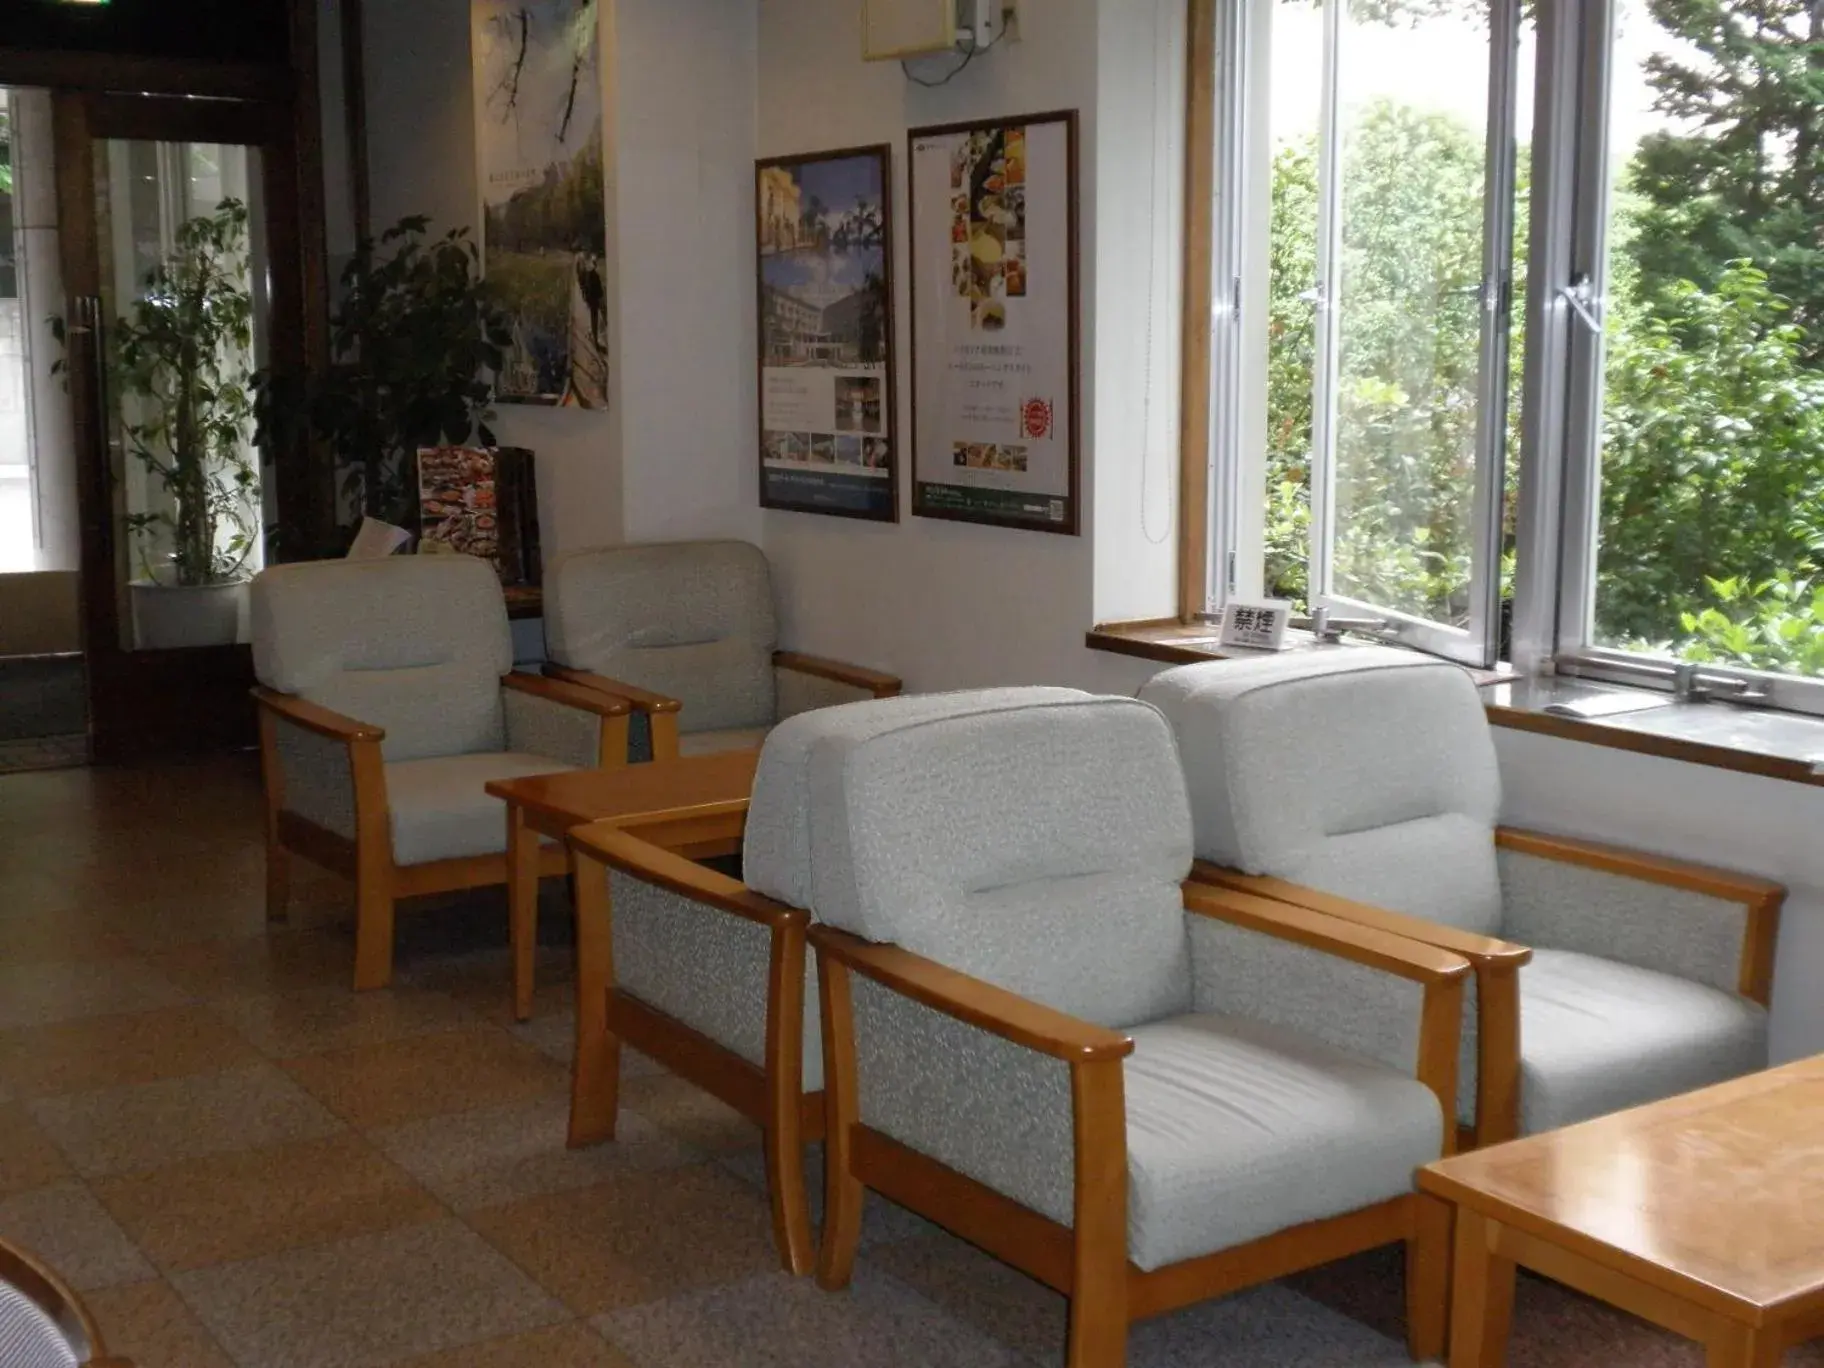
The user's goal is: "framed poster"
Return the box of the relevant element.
[755,144,898,521]
[908,111,1080,534]
[471,0,609,409]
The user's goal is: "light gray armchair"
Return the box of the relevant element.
[1141,647,1784,1146]
[252,555,631,994]
[746,689,1469,1368]
[542,540,901,760]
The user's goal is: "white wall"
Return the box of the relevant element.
[756,0,1180,695]
[609,0,760,547]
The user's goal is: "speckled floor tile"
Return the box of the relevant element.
[865,1228,1069,1361]
[172,1217,568,1368]
[0,1004,262,1098]
[389,1322,638,1368]
[92,1132,442,1271]
[28,1061,344,1176]
[138,929,353,1000]
[598,1265,1022,1367]
[0,1104,72,1197]
[620,1070,761,1155]
[0,909,134,964]
[465,1162,779,1315]
[280,1025,569,1130]
[0,1183,155,1290]
[84,1279,237,1368]
[370,1094,699,1212]
[716,1143,941,1250]
[0,958,188,1029]
[209,984,477,1058]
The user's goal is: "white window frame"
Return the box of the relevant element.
[1203,0,1524,670]
[1508,0,1824,717]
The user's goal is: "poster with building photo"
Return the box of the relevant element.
[756,145,896,521]
[471,0,609,408]
[909,112,1078,534]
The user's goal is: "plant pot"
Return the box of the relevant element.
[128,578,251,650]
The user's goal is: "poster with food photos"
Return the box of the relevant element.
[909,112,1079,534]
[755,145,897,521]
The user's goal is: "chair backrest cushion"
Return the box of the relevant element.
[545,541,777,733]
[746,688,1196,1028]
[1139,648,1505,935]
[251,555,510,762]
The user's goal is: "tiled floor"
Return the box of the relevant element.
[0,756,1820,1367]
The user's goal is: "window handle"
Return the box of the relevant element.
[1557,276,1603,334]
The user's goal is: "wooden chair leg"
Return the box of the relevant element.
[763,1114,815,1276]
[1447,1209,1515,1368]
[506,804,539,1022]
[1407,1193,1452,1362]
[351,853,396,992]
[568,851,621,1147]
[815,957,863,1291]
[1066,1057,1129,1368]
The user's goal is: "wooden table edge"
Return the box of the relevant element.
[1418,1167,1800,1328]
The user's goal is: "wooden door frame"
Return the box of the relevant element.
[52,87,324,763]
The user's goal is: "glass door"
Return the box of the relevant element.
[56,92,311,762]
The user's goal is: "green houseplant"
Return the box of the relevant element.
[109,197,261,648]
[260,216,513,537]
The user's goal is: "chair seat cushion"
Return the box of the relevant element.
[1519,948,1768,1135]
[1124,1012,1442,1271]
[679,726,771,758]
[385,752,577,867]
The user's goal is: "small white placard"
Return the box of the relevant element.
[1218,600,1292,651]
[345,517,412,560]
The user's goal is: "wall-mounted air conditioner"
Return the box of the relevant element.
[862,0,1006,61]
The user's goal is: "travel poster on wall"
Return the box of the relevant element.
[908,112,1079,534]
[756,145,897,521]
[471,0,609,408]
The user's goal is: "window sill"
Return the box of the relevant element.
[1087,619,1824,789]
[1483,676,1824,789]
[1084,618,1510,684]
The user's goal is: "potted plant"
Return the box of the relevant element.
[259,216,513,538]
[109,197,260,649]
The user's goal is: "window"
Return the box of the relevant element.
[1205,0,1531,668]
[1192,0,1824,713]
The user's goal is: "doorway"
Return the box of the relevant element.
[0,86,87,775]
[54,90,314,764]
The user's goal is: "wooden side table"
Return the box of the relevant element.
[484,748,760,1079]
[1420,1057,1824,1368]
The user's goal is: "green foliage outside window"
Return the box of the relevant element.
[1262,0,1824,675]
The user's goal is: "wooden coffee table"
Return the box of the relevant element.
[485,749,760,1021]
[1420,1057,1824,1367]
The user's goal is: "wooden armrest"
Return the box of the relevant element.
[543,663,682,714]
[1192,861,1533,972]
[566,821,798,930]
[1182,881,1473,987]
[1495,826,1786,907]
[251,686,384,744]
[501,671,633,718]
[809,924,1135,1063]
[773,650,902,697]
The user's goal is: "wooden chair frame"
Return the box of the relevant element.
[565,812,824,1276]
[810,882,1472,1368]
[1192,826,1785,1147]
[255,676,632,994]
[0,1234,129,1366]
[547,649,901,761]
